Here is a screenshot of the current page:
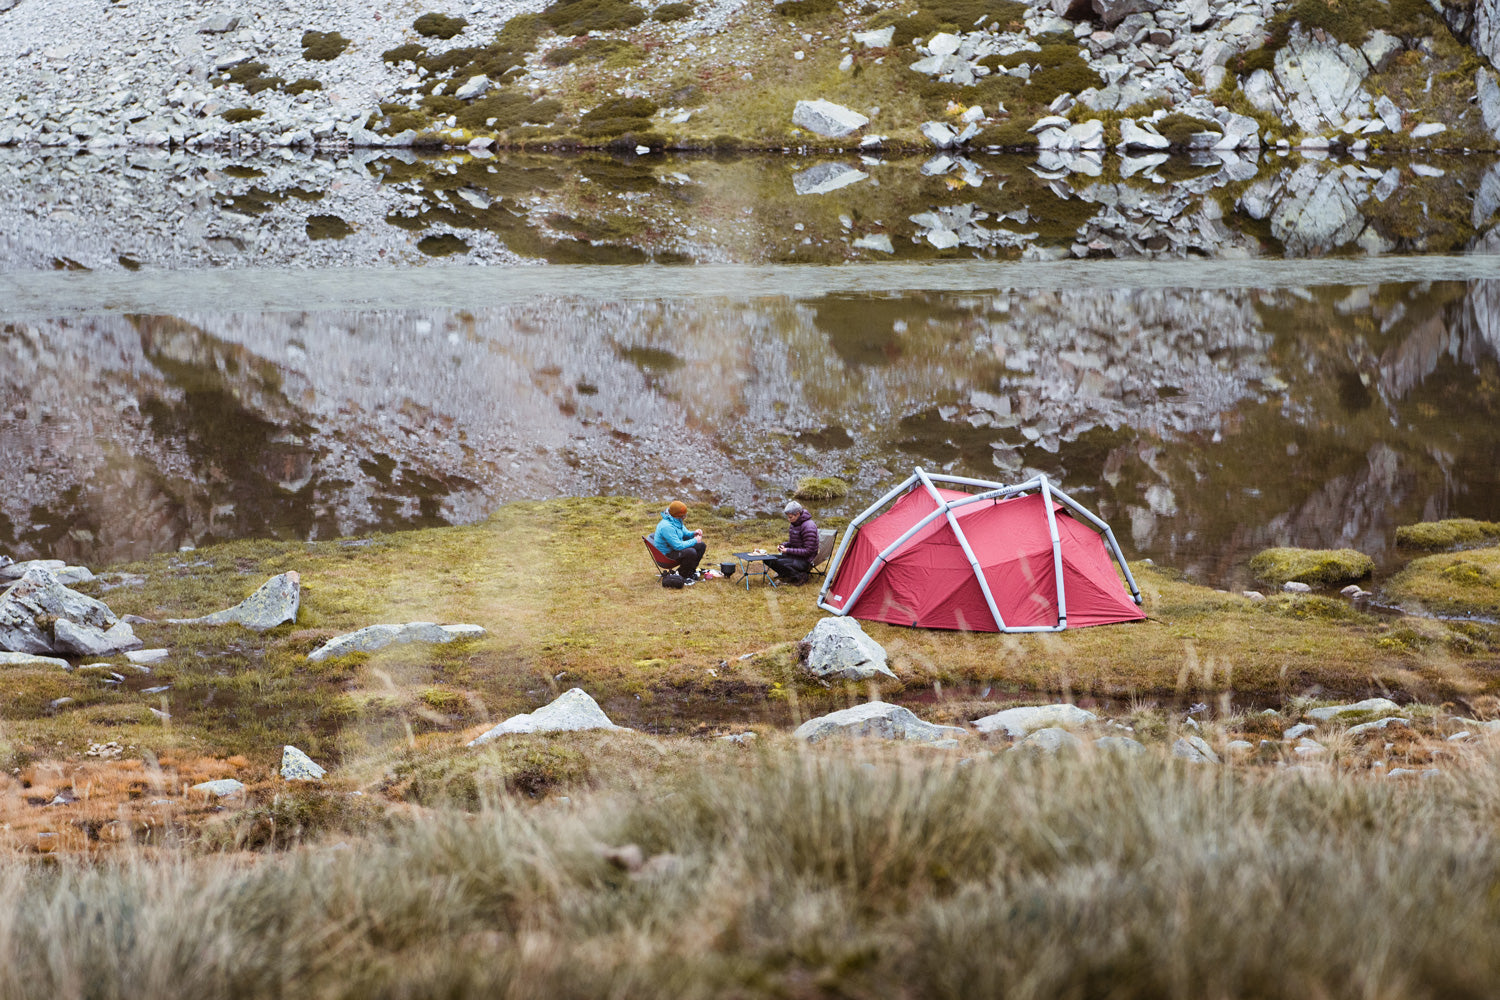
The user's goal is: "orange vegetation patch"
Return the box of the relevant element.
[0,754,266,856]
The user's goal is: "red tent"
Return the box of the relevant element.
[818,470,1144,633]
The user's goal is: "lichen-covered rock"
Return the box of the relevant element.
[799,617,896,681]
[307,621,484,662]
[972,703,1097,738]
[1094,735,1148,755]
[191,778,246,798]
[468,687,626,745]
[177,572,300,631]
[793,701,966,744]
[1306,698,1403,722]
[1012,727,1084,754]
[53,619,143,656]
[280,745,326,781]
[0,568,119,655]
[1171,735,1220,763]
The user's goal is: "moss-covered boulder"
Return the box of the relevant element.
[1385,547,1500,618]
[793,476,850,501]
[1248,547,1375,587]
[1395,519,1500,551]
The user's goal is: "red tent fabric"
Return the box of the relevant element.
[822,487,1143,632]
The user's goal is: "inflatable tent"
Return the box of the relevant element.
[817,469,1144,633]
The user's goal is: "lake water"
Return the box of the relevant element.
[3,149,1499,591]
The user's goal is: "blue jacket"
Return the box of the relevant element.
[654,511,697,553]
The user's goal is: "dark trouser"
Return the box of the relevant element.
[670,542,705,578]
[765,556,810,583]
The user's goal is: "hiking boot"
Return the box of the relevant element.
[682,578,696,587]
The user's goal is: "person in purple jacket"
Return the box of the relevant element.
[765,500,818,585]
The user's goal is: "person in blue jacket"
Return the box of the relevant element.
[654,500,705,585]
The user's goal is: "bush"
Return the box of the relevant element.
[300,30,350,61]
[417,234,471,256]
[413,13,469,38]
[577,96,659,137]
[1248,547,1375,587]
[305,215,353,240]
[1395,519,1500,551]
[382,42,427,64]
[220,108,265,123]
[282,78,323,95]
[543,0,646,34]
[653,1,694,19]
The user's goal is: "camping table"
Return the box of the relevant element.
[732,552,778,591]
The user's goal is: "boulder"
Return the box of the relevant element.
[1119,118,1170,151]
[125,648,170,665]
[54,619,143,656]
[921,120,959,148]
[468,688,626,745]
[791,99,869,138]
[972,703,1097,738]
[791,162,868,195]
[197,14,241,33]
[1345,717,1410,738]
[799,617,896,681]
[1094,735,1147,754]
[793,701,966,744]
[454,75,490,100]
[0,568,118,655]
[1273,27,1373,134]
[852,26,895,47]
[1306,697,1403,722]
[0,651,71,670]
[1171,735,1220,763]
[1375,94,1403,133]
[191,778,245,798]
[1410,122,1447,140]
[307,621,485,662]
[280,745,326,781]
[176,572,300,631]
[1092,0,1160,28]
[1012,727,1084,754]
[1283,722,1316,739]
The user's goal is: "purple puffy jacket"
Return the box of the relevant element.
[782,511,820,559]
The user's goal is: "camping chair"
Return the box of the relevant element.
[642,535,683,578]
[809,529,838,578]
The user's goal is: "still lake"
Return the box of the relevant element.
[3,149,1499,591]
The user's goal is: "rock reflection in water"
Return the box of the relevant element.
[2,278,1499,588]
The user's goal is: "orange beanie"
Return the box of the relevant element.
[668,501,688,517]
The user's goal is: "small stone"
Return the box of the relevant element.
[125,648,170,665]
[1013,727,1083,754]
[793,701,965,744]
[192,778,246,798]
[973,704,1097,739]
[454,75,490,100]
[0,651,71,670]
[1171,735,1220,764]
[1283,723,1316,739]
[791,99,869,138]
[1282,581,1312,593]
[197,14,241,33]
[469,688,626,745]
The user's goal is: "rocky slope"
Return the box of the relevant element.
[2,0,1499,154]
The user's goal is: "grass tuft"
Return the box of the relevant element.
[1248,547,1375,587]
[793,476,851,501]
[1396,519,1500,551]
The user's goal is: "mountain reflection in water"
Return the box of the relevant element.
[3,271,1497,591]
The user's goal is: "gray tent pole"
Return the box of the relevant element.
[1038,475,1068,629]
[915,468,1008,632]
[816,473,918,610]
[827,503,955,617]
[1047,487,1144,605]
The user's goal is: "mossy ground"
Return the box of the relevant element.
[1248,546,1375,587]
[1385,545,1500,618]
[1396,518,1500,551]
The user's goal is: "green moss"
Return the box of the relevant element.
[245,75,286,95]
[454,92,563,130]
[793,476,850,501]
[654,1,694,19]
[544,37,643,67]
[417,233,471,256]
[282,78,323,95]
[305,215,354,241]
[1248,547,1375,587]
[222,165,265,179]
[1395,519,1500,551]
[975,119,1038,148]
[1387,547,1500,618]
[413,13,469,38]
[542,0,646,35]
[577,96,659,137]
[1153,112,1220,147]
[220,61,270,86]
[774,0,838,17]
[301,30,350,61]
[220,108,265,123]
[872,0,1026,45]
[383,42,428,64]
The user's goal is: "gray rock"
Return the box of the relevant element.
[280,745,326,781]
[799,617,896,681]
[1283,723,1316,739]
[197,14,241,33]
[0,651,71,670]
[791,99,869,138]
[178,572,300,631]
[1283,581,1312,593]
[925,32,962,56]
[1171,735,1220,763]
[468,687,626,744]
[793,701,966,744]
[1375,94,1403,133]
[852,26,895,47]
[853,233,895,254]
[307,621,484,662]
[1119,118,1170,150]
[921,120,959,148]
[972,703,1097,738]
[1013,726,1084,754]
[1274,27,1373,134]
[791,162,868,196]
[192,778,245,798]
[0,568,119,654]
[1092,0,1161,28]
[54,619,143,656]
[1480,69,1500,139]
[454,75,490,100]
[214,51,254,71]
[125,648,170,665]
[1410,122,1447,140]
[1224,739,1254,755]
[1345,716,1410,737]
[1094,735,1147,754]
[1306,698,1402,722]
[0,559,66,581]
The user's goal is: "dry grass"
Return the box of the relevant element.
[6,747,1500,997]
